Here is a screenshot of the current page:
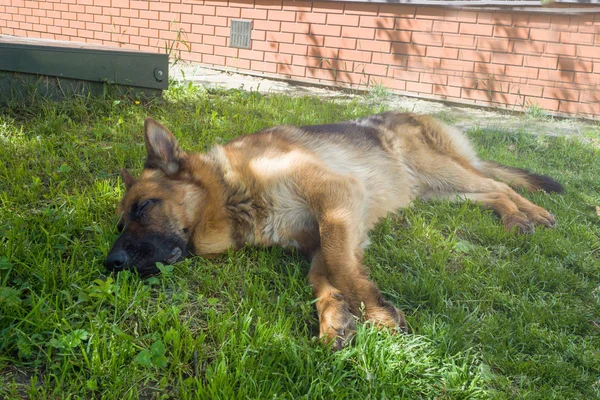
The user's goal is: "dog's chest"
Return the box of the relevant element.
[257,182,319,251]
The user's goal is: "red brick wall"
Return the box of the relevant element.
[2,0,599,118]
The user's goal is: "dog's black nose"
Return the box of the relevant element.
[105,250,128,271]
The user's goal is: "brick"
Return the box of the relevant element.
[505,65,538,79]
[362,63,389,76]
[551,15,578,32]
[339,49,372,63]
[524,55,557,69]
[538,69,575,83]
[406,81,433,94]
[281,22,309,34]
[492,53,523,66]
[443,34,475,49]
[577,45,600,60]
[427,46,458,59]
[251,40,278,52]
[459,49,491,62]
[560,31,594,45]
[255,0,283,10]
[149,20,169,30]
[559,101,599,116]
[544,87,580,101]
[572,72,600,86]
[344,2,379,15]
[226,57,250,70]
[459,23,493,36]
[239,48,264,61]
[324,36,356,50]
[395,18,432,32]
[412,32,442,46]
[433,20,459,33]
[192,24,214,35]
[170,3,192,13]
[372,52,406,66]
[294,33,324,46]
[139,10,159,20]
[580,91,600,103]
[357,39,390,53]
[474,62,505,75]
[228,0,254,8]
[150,2,169,11]
[376,29,411,43]
[440,59,474,72]
[545,43,577,57]
[310,24,341,36]
[391,68,420,81]
[293,56,324,68]
[265,52,292,64]
[241,8,267,19]
[268,10,295,22]
[528,15,551,29]
[277,64,306,77]
[433,84,461,98]
[251,29,266,40]
[204,16,227,26]
[130,1,148,10]
[266,31,294,43]
[477,37,511,52]
[254,20,279,31]
[203,35,226,46]
[192,5,215,16]
[379,4,414,16]
[360,16,394,29]
[391,43,425,56]
[216,6,241,18]
[513,40,544,55]
[340,26,374,39]
[328,14,359,26]
[525,97,558,112]
[139,28,158,37]
[407,56,440,70]
[296,12,326,24]
[308,46,338,59]
[192,43,214,54]
[530,28,560,42]
[463,88,494,102]
[369,76,406,91]
[494,26,529,39]
[478,12,512,26]
[280,43,307,55]
[203,54,226,65]
[251,60,277,73]
[420,72,448,85]
[557,58,593,72]
[282,0,312,11]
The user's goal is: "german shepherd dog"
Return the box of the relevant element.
[106,112,562,348]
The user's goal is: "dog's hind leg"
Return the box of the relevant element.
[425,158,556,232]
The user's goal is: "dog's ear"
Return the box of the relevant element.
[121,168,136,190]
[143,118,186,175]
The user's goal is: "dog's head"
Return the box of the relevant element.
[105,118,204,276]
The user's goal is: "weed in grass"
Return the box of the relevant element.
[0,83,599,399]
[525,103,548,119]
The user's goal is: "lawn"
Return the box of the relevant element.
[0,83,599,399]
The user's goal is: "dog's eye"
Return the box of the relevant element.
[132,198,160,220]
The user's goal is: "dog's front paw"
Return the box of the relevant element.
[317,293,357,350]
[366,302,409,333]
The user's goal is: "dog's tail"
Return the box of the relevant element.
[479,160,564,193]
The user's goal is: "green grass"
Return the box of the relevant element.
[1,83,599,399]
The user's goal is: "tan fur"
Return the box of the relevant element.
[110,112,561,348]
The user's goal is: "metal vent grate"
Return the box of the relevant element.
[230,19,252,49]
